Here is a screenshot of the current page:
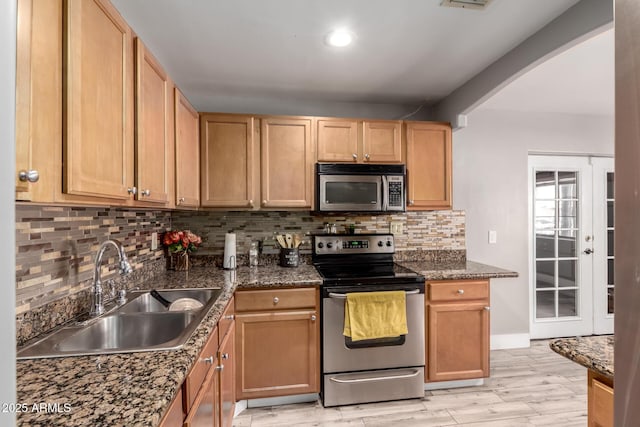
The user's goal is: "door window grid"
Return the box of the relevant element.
[606,172,615,314]
[534,170,579,319]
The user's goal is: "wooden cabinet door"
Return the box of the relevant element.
[405,122,452,210]
[316,118,359,162]
[183,368,217,427]
[64,0,134,200]
[427,302,489,382]
[174,88,200,208]
[219,322,235,427]
[362,120,402,163]
[236,310,319,399]
[261,117,314,208]
[134,38,171,204]
[200,114,257,208]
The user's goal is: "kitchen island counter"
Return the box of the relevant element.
[16,264,321,427]
[550,334,614,380]
[399,260,518,281]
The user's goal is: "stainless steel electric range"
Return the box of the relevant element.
[312,234,425,407]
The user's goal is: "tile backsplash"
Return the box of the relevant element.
[15,205,169,315]
[172,210,465,255]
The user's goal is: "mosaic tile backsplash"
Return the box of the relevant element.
[15,205,169,336]
[172,210,466,256]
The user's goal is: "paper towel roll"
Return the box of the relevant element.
[223,233,236,269]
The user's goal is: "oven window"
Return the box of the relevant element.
[326,182,378,204]
[345,335,406,349]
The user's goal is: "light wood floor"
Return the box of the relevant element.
[233,340,588,426]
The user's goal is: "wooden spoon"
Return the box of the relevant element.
[285,233,293,249]
[276,235,287,248]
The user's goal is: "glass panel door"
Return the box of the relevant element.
[529,156,593,339]
[592,157,615,334]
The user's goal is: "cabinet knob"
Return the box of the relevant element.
[273,297,279,304]
[141,189,151,197]
[364,153,370,160]
[200,356,214,364]
[127,186,137,195]
[215,364,224,372]
[18,169,39,183]
[311,314,316,321]
[178,197,185,204]
[352,153,357,160]
[457,289,465,295]
[484,306,491,311]
[408,200,414,206]
[224,314,235,320]
[262,200,267,205]
[222,353,229,360]
[249,199,254,207]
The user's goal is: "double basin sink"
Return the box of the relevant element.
[17,288,222,359]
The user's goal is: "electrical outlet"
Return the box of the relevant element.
[151,232,158,250]
[390,221,403,235]
[488,230,497,244]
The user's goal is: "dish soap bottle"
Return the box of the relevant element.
[249,241,259,267]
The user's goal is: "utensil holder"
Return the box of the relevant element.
[279,248,299,268]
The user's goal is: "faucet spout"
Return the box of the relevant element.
[90,239,132,317]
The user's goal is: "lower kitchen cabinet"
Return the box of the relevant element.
[159,388,184,427]
[588,370,614,427]
[235,288,320,400]
[426,280,490,382]
[218,298,236,427]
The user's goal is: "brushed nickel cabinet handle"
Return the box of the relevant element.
[457,289,465,295]
[178,197,185,204]
[141,189,151,197]
[222,353,229,360]
[364,153,370,160]
[224,314,235,320]
[408,200,414,206]
[311,315,316,321]
[215,364,224,372]
[352,153,357,160]
[18,169,39,183]
[127,187,137,195]
[200,356,214,364]
[484,306,491,311]
[273,297,279,304]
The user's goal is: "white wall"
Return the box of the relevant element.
[453,108,614,344]
[1,0,17,424]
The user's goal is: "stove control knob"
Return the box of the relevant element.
[386,241,392,247]
[377,241,383,247]
[327,242,333,249]
[317,242,324,249]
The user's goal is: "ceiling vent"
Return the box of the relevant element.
[440,0,492,10]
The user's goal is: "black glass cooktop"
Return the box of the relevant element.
[314,262,423,285]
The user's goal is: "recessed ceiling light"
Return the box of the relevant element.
[325,30,354,47]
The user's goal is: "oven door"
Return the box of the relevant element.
[322,287,425,373]
[318,175,382,212]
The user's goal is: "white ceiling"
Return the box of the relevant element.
[111,0,580,111]
[478,28,614,116]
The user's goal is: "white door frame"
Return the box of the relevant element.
[528,155,593,339]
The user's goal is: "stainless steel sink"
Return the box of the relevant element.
[117,289,219,314]
[17,287,222,359]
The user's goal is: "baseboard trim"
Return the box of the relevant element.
[490,333,531,350]
[245,393,319,409]
[424,378,484,390]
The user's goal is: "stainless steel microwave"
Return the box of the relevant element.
[315,163,406,213]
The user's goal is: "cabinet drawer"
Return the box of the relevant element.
[218,297,235,342]
[428,280,489,302]
[235,288,317,312]
[591,376,614,427]
[184,327,219,412]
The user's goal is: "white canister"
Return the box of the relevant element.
[223,233,236,269]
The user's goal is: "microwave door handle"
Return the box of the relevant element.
[382,175,389,211]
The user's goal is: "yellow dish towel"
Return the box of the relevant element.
[343,291,408,341]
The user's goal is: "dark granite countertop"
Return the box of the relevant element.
[399,260,518,281]
[549,335,614,380]
[16,259,512,426]
[16,264,321,427]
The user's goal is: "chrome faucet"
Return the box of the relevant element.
[90,239,133,317]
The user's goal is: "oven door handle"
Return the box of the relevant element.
[329,369,422,384]
[328,289,420,299]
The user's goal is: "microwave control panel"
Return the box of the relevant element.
[386,176,404,209]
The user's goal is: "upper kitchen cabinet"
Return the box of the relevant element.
[200,114,258,209]
[405,122,452,210]
[64,0,135,200]
[134,38,173,205]
[174,88,200,208]
[261,117,314,209]
[15,0,58,201]
[316,118,402,164]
